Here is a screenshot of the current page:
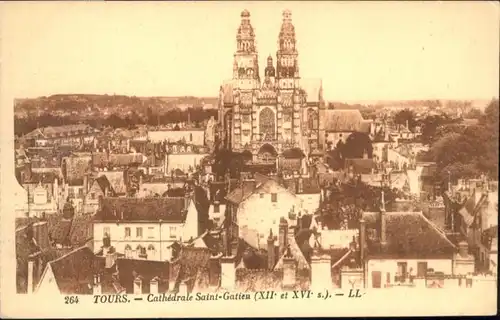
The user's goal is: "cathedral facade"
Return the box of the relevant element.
[218,10,325,166]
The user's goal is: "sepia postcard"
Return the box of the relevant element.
[0,1,498,318]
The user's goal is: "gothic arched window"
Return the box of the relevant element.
[259,107,276,141]
[125,245,132,259]
[307,108,318,130]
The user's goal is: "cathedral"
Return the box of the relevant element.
[218,10,325,170]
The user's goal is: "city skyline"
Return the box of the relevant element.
[2,1,499,102]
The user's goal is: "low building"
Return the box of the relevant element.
[23,124,99,147]
[93,195,203,261]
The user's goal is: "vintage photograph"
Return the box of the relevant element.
[1,1,498,317]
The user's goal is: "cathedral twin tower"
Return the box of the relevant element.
[219,10,324,168]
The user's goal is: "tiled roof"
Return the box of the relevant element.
[46,246,97,294]
[115,258,169,294]
[323,109,368,132]
[64,155,91,186]
[274,234,310,271]
[68,213,94,246]
[92,152,144,168]
[94,175,113,194]
[138,183,171,198]
[97,171,126,194]
[225,183,256,204]
[95,197,189,222]
[365,211,456,258]
[48,216,73,246]
[16,223,72,293]
[345,158,376,174]
[177,247,212,282]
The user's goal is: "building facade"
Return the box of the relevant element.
[218,10,324,164]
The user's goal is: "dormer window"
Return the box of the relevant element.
[214,203,220,213]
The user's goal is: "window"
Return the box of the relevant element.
[90,192,96,200]
[397,262,408,283]
[136,227,143,238]
[103,227,110,238]
[78,188,84,198]
[214,204,220,213]
[169,226,177,239]
[147,245,156,260]
[124,227,131,238]
[124,245,132,258]
[260,193,264,198]
[147,227,154,239]
[417,262,428,277]
[189,133,193,142]
[271,193,278,203]
[68,188,75,199]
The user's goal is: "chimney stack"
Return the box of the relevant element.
[83,173,89,194]
[380,191,387,249]
[93,274,102,295]
[150,277,159,294]
[27,257,35,294]
[220,255,236,289]
[282,247,296,288]
[359,219,366,261]
[184,192,191,211]
[278,217,289,256]
[32,221,50,251]
[133,276,143,295]
[267,229,276,270]
[209,252,222,288]
[458,241,469,258]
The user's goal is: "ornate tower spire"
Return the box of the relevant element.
[276,9,299,83]
[237,9,256,53]
[233,9,260,82]
[278,9,296,53]
[265,55,276,77]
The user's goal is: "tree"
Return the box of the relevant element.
[393,109,417,131]
[419,114,457,145]
[340,132,373,159]
[464,108,483,119]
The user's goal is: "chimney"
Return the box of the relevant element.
[27,258,35,294]
[83,174,89,194]
[220,255,236,289]
[296,213,302,233]
[279,217,288,256]
[150,277,159,294]
[178,280,188,295]
[267,229,276,270]
[32,221,50,251]
[209,253,222,288]
[282,247,296,288]
[458,241,469,258]
[184,192,191,211]
[359,219,366,261]
[380,191,387,248]
[93,274,102,295]
[133,276,143,295]
[311,252,332,289]
[349,235,357,252]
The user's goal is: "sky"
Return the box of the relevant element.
[1,1,499,102]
